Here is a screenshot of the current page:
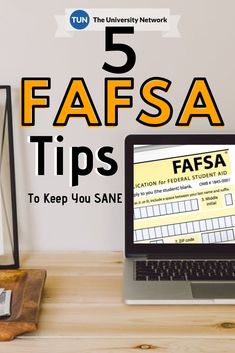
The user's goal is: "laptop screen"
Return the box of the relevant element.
[133,144,235,245]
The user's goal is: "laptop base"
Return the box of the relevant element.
[123,259,235,304]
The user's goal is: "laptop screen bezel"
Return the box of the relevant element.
[125,134,235,259]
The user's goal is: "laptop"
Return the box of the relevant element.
[123,134,235,304]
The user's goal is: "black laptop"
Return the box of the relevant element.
[123,134,235,304]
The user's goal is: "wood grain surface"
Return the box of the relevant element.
[1,252,235,352]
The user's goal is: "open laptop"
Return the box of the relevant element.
[123,134,235,304]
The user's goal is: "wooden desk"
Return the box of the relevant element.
[1,252,235,352]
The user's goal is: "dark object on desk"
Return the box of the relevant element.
[0,86,19,268]
[0,269,46,341]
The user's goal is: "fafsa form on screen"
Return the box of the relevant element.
[134,145,235,245]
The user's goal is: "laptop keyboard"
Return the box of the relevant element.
[135,260,235,281]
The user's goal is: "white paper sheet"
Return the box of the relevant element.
[0,290,11,316]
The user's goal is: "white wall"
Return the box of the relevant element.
[0,0,234,251]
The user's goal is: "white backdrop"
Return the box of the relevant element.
[0,0,234,251]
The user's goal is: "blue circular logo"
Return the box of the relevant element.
[70,10,90,30]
